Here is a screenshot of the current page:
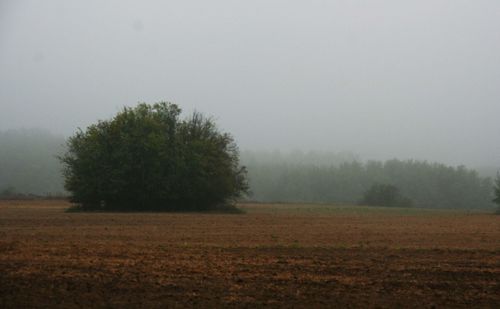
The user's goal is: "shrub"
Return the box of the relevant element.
[0,186,16,199]
[60,102,248,211]
[360,183,413,208]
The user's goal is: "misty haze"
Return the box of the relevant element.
[1,1,499,167]
[1,1,499,308]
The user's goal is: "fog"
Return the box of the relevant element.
[1,0,500,167]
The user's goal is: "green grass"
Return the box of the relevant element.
[238,202,484,216]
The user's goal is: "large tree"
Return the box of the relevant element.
[60,102,248,211]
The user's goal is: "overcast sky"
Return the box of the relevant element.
[1,0,499,167]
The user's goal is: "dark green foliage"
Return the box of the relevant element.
[0,129,66,195]
[359,183,413,208]
[493,172,500,214]
[244,155,494,210]
[60,102,248,211]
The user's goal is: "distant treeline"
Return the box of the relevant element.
[0,129,66,196]
[0,130,496,209]
[242,151,495,210]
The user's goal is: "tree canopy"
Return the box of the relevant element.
[60,102,248,211]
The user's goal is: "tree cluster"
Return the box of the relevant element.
[60,102,248,211]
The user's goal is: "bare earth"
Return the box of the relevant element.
[1,200,499,308]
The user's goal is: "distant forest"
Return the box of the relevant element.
[0,130,496,209]
[242,151,495,210]
[0,129,66,195]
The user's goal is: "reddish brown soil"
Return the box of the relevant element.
[1,200,499,308]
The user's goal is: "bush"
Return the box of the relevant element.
[359,183,413,208]
[60,102,248,211]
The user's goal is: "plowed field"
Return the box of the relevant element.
[1,200,499,308]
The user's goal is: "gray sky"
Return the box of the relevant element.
[1,0,499,167]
